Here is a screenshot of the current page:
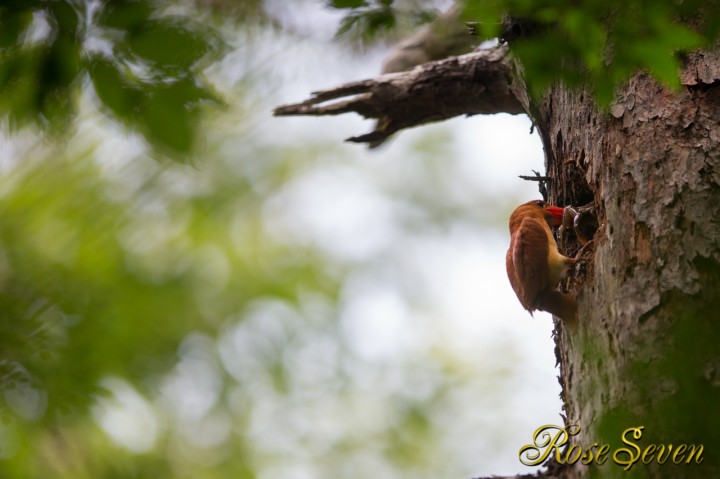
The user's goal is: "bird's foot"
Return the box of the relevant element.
[574,238,595,261]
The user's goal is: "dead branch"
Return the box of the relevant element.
[273,44,525,145]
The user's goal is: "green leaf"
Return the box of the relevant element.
[0,46,43,127]
[97,0,153,30]
[47,0,80,35]
[163,76,221,105]
[0,10,33,48]
[329,0,368,8]
[335,6,395,40]
[139,82,198,157]
[89,60,220,158]
[37,37,81,126]
[633,41,680,85]
[561,10,606,71]
[88,58,143,121]
[126,18,213,70]
[1,0,41,14]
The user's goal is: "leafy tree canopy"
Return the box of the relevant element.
[331,0,720,104]
[0,0,225,159]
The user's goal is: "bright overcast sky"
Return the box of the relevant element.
[249,1,564,476]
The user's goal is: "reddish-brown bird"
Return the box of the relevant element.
[506,200,577,322]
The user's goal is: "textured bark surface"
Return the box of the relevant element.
[273,45,523,144]
[540,59,720,478]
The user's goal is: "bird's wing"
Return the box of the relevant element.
[509,218,551,311]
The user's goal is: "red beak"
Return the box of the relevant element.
[546,205,564,218]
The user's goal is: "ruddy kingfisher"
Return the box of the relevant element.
[506,200,577,322]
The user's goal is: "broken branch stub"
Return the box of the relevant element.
[273,45,525,145]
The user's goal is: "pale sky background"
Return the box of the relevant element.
[248,1,564,477]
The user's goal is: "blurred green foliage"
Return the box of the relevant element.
[0,0,223,159]
[0,1,554,477]
[330,0,720,104]
[468,0,711,104]
[332,0,443,43]
[336,5,397,41]
[0,118,530,477]
[0,149,332,421]
[0,143,341,476]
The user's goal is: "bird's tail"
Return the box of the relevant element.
[536,289,577,324]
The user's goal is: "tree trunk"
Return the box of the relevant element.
[275,44,720,478]
[535,54,720,478]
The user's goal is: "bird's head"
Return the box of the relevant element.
[509,200,565,231]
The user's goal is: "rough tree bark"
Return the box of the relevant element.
[274,41,720,479]
[544,49,720,479]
